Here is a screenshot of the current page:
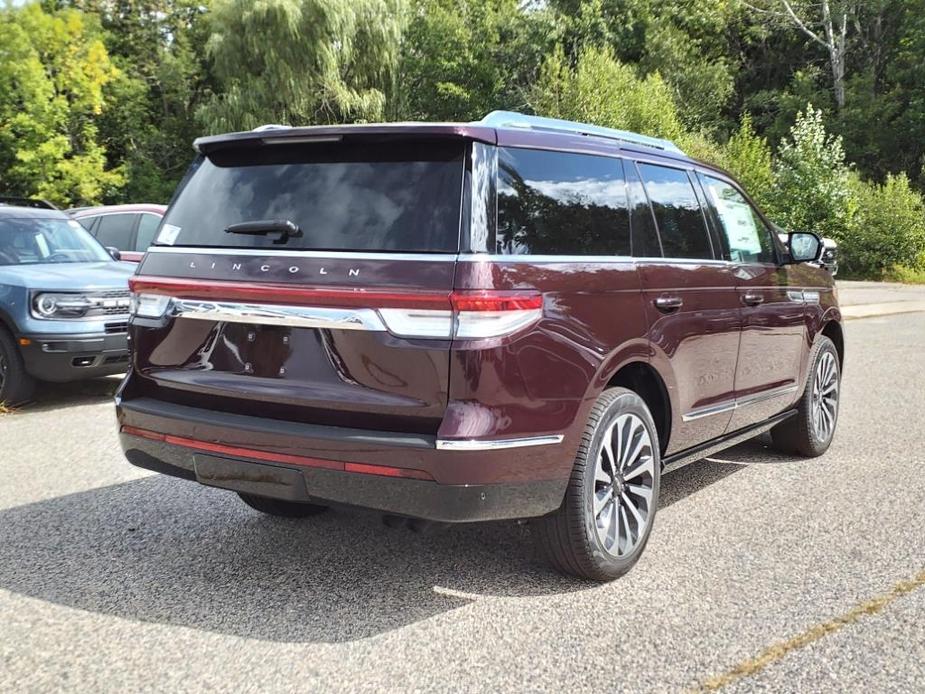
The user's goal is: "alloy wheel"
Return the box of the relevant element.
[811,351,839,443]
[592,413,656,557]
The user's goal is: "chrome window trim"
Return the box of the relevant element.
[435,434,564,451]
[682,385,799,422]
[170,298,387,331]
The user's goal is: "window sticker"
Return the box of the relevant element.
[157,223,181,245]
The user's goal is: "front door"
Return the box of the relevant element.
[697,174,807,431]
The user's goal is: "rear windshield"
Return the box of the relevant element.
[160,140,465,252]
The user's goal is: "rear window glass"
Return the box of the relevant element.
[497,147,630,256]
[160,140,465,252]
[638,163,713,260]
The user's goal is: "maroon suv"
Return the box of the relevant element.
[116,112,843,580]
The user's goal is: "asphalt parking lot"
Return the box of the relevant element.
[1,311,923,693]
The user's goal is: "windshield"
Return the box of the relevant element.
[0,217,112,265]
[161,139,465,253]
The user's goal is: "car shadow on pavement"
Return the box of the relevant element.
[13,376,122,414]
[0,440,794,644]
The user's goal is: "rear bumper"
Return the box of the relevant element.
[21,331,129,382]
[116,397,569,522]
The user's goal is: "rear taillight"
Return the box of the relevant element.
[129,277,542,339]
[377,291,543,339]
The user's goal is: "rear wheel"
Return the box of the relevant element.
[534,387,661,581]
[0,327,34,407]
[771,336,840,457]
[237,493,328,518]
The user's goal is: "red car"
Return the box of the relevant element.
[116,112,843,580]
[70,204,166,262]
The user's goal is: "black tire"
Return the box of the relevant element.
[0,327,35,407]
[238,493,328,518]
[534,387,661,582]
[771,336,841,457]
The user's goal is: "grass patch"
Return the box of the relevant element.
[885,265,925,284]
[0,402,14,416]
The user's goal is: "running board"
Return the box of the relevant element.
[662,410,797,474]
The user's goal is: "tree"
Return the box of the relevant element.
[198,0,406,132]
[71,0,214,202]
[392,0,553,121]
[768,104,856,240]
[745,1,859,111]
[0,4,123,206]
[529,45,685,141]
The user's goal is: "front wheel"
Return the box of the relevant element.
[771,335,841,457]
[0,327,35,407]
[534,387,661,581]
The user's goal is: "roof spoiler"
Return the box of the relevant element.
[477,110,685,155]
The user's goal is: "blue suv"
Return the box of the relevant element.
[0,202,135,404]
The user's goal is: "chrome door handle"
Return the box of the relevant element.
[743,292,765,306]
[654,296,683,312]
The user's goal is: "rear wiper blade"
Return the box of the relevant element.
[224,219,303,245]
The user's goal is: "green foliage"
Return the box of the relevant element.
[198,0,405,131]
[721,114,775,211]
[529,45,685,141]
[767,105,857,241]
[393,0,550,121]
[0,4,124,206]
[842,173,925,277]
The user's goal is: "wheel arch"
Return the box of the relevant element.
[821,319,844,370]
[606,361,672,455]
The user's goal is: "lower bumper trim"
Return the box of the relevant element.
[120,432,567,522]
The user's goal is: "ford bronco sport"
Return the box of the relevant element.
[117,112,843,581]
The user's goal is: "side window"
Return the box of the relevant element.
[700,175,775,264]
[135,214,161,251]
[625,162,661,257]
[76,216,98,233]
[637,163,713,260]
[497,147,630,256]
[94,214,136,250]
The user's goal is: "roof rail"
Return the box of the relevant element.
[252,124,291,132]
[0,196,58,210]
[479,110,685,155]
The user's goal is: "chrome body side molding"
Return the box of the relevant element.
[682,384,799,423]
[435,434,564,451]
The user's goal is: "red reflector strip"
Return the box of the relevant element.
[120,425,433,480]
[129,276,452,310]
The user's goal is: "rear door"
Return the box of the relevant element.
[698,173,807,430]
[128,137,468,435]
[633,161,742,453]
[94,213,139,252]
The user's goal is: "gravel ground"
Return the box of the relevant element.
[1,313,923,693]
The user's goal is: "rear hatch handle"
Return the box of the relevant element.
[224,219,303,245]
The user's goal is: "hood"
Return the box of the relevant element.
[0,261,134,291]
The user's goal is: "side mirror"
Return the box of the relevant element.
[787,232,822,263]
[106,246,122,261]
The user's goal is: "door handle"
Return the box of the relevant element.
[654,296,683,312]
[743,292,765,306]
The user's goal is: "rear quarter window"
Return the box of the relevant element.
[160,140,465,253]
[497,147,630,256]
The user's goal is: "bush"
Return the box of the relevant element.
[842,173,925,277]
[529,45,685,141]
[767,104,857,242]
[722,114,775,212]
